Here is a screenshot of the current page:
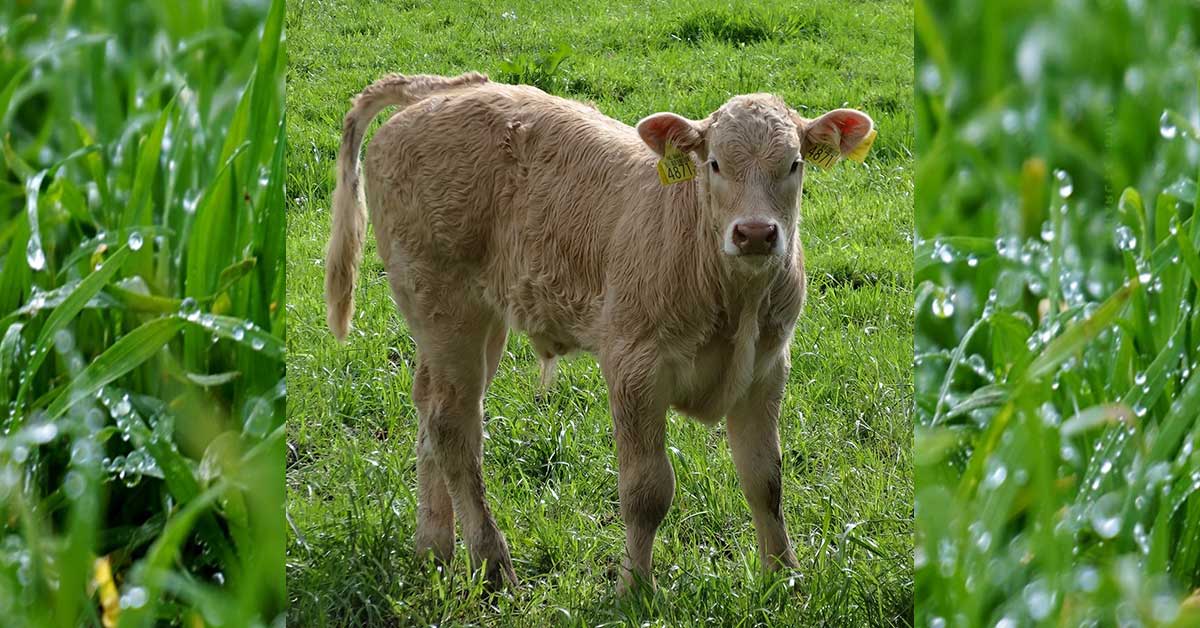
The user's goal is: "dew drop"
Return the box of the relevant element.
[1053,169,1073,198]
[127,231,143,251]
[1040,220,1056,242]
[179,297,201,322]
[1115,225,1138,251]
[53,329,75,354]
[983,461,1008,489]
[1160,111,1178,139]
[1023,578,1056,620]
[1090,493,1122,539]
[63,470,86,499]
[1076,566,1100,592]
[119,586,148,609]
[26,239,45,271]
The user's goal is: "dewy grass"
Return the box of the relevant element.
[287,0,912,625]
[916,0,1200,625]
[0,1,285,625]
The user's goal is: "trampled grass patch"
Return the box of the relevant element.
[286,0,913,625]
[0,0,285,625]
[915,0,1200,625]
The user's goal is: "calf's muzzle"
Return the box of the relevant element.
[731,220,779,256]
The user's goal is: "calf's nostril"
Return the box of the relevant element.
[732,225,749,245]
[764,224,778,244]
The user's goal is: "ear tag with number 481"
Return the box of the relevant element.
[807,128,879,169]
[657,141,696,185]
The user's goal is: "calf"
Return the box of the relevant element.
[325,72,873,592]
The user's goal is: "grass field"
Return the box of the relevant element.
[0,0,285,625]
[286,0,913,624]
[915,0,1200,625]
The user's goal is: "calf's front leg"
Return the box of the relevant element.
[604,347,673,595]
[726,360,797,570]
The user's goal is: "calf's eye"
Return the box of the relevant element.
[710,160,720,174]
[790,159,801,174]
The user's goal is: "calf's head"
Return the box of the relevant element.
[637,95,872,268]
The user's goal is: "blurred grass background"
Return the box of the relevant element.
[287,0,913,625]
[916,0,1200,625]
[0,0,285,626]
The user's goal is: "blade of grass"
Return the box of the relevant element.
[12,246,131,417]
[45,316,184,419]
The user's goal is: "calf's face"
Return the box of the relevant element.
[637,96,872,269]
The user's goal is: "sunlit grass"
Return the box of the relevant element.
[0,0,285,625]
[286,0,913,624]
[915,0,1200,625]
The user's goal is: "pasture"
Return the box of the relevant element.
[286,0,913,624]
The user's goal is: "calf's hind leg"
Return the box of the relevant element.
[413,314,517,588]
[413,358,455,564]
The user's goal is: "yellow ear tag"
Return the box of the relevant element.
[657,141,696,185]
[804,141,841,169]
[846,128,877,163]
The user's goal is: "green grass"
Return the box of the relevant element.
[915,0,1200,625]
[0,1,285,625]
[286,0,913,625]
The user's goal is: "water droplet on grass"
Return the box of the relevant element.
[931,288,955,318]
[1115,225,1137,251]
[180,297,200,321]
[919,64,942,92]
[27,422,57,444]
[128,231,143,251]
[26,240,45,271]
[242,397,272,438]
[1153,593,1180,622]
[119,586,147,609]
[1076,566,1100,592]
[53,329,74,354]
[1090,493,1123,539]
[983,461,1008,489]
[1040,220,1056,242]
[1023,578,1056,620]
[113,395,131,417]
[63,471,85,499]
[1160,111,1178,139]
[1053,169,1073,198]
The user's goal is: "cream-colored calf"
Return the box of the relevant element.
[325,72,873,592]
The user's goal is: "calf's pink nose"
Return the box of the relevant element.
[731,221,778,255]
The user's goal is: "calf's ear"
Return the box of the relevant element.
[636,112,707,156]
[798,108,873,160]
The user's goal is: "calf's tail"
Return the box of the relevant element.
[325,72,489,340]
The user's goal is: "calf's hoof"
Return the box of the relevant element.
[764,549,799,571]
[414,530,454,565]
[470,530,518,590]
[481,555,519,591]
[616,569,655,598]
